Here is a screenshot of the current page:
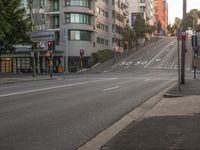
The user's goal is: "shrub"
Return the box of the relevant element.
[97,49,113,62]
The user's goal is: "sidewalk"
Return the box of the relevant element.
[0,73,60,84]
[101,79,200,150]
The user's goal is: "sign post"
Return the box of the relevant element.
[176,28,181,91]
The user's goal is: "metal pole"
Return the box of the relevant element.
[178,39,181,91]
[192,11,197,79]
[194,56,197,79]
[181,0,186,84]
[29,0,36,77]
[50,51,53,78]
[65,29,69,73]
[113,0,116,63]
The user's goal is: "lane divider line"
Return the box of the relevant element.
[103,86,120,92]
[0,78,118,98]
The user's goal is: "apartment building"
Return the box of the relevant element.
[127,0,155,26]
[0,0,128,73]
[56,0,128,71]
[154,0,168,33]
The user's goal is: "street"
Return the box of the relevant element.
[0,37,193,150]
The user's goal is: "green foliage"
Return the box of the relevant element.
[171,17,182,35]
[97,49,113,62]
[134,14,146,39]
[157,20,162,32]
[123,24,136,48]
[146,24,156,34]
[0,0,31,54]
[91,52,98,63]
[186,9,199,29]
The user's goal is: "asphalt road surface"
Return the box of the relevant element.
[0,37,193,150]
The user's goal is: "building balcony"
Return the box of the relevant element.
[46,23,60,30]
[123,9,129,16]
[45,6,60,14]
[63,23,94,32]
[63,6,94,16]
[124,0,129,8]
[138,2,146,7]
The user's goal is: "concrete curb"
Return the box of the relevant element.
[76,81,176,150]
[163,93,183,98]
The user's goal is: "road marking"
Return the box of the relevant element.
[144,79,151,82]
[111,44,152,69]
[0,78,118,98]
[103,86,120,92]
[144,41,176,68]
[170,62,175,69]
[103,70,108,73]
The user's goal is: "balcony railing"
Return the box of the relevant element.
[46,23,60,29]
[46,6,59,12]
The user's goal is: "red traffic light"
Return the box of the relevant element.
[48,41,53,50]
[80,49,84,56]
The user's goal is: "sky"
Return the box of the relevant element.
[168,0,200,24]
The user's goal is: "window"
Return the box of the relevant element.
[65,13,91,24]
[96,7,100,14]
[97,37,100,43]
[96,7,108,18]
[96,22,108,32]
[68,30,91,41]
[65,0,90,8]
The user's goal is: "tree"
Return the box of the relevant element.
[134,14,146,39]
[0,0,31,54]
[171,17,182,35]
[146,24,156,34]
[157,20,162,33]
[186,9,199,30]
[123,24,136,48]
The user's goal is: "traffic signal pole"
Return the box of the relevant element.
[181,0,187,84]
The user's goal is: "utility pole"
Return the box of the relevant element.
[181,0,186,84]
